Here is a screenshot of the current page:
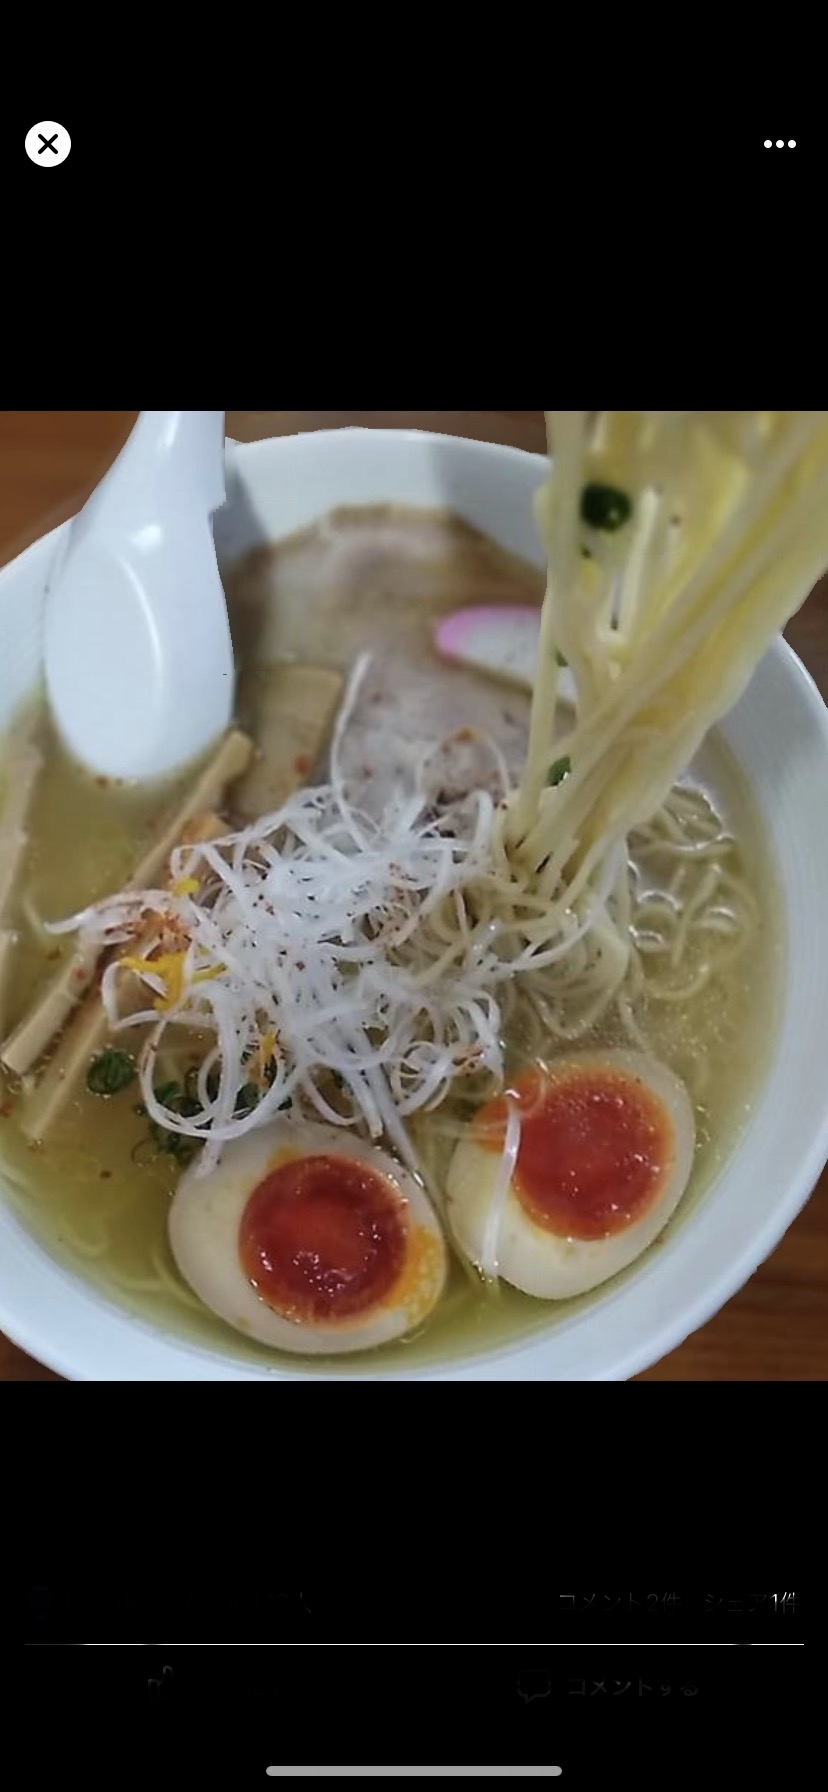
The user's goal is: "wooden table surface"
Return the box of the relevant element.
[1,410,826,1382]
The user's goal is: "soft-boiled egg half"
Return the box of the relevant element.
[169,1118,447,1354]
[446,1048,695,1298]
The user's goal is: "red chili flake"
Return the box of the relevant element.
[294,753,312,775]
[0,1101,13,1118]
[46,948,61,961]
[100,1169,113,1179]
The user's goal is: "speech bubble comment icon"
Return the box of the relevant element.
[517,1672,552,1704]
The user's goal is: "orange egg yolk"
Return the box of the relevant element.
[239,1154,407,1323]
[475,1065,673,1240]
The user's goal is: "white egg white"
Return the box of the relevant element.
[446,1049,696,1299]
[168,1117,446,1354]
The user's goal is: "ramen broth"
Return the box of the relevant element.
[0,507,783,1369]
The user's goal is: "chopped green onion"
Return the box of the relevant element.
[86,1048,137,1097]
[555,649,568,667]
[580,483,632,531]
[154,1080,181,1107]
[547,756,572,787]
[148,1124,197,1164]
[132,1061,290,1169]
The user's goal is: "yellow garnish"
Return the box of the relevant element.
[171,877,200,897]
[120,953,161,976]
[248,1028,279,1086]
[120,950,225,1012]
[121,951,187,1012]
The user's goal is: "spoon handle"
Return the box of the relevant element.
[139,410,226,513]
[71,410,226,546]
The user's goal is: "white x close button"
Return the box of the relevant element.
[25,121,71,167]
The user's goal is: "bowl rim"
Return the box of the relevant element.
[1,425,828,1380]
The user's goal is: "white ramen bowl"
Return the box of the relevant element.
[1,427,827,1381]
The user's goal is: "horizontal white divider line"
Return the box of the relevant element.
[264,1771,564,1779]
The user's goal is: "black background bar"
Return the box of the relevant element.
[24,1584,802,1644]
[16,1643,804,1790]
